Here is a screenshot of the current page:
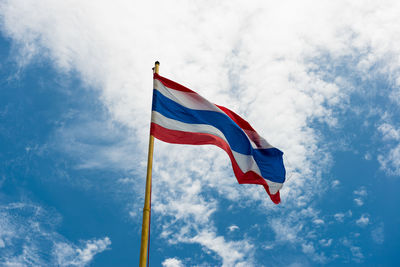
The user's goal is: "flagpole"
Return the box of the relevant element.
[139,61,159,267]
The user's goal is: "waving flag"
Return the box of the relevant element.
[151,73,286,204]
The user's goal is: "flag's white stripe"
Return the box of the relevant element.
[265,180,283,195]
[152,111,261,175]
[154,79,273,149]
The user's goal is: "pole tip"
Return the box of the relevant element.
[155,61,160,65]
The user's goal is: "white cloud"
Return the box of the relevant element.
[334,213,345,223]
[319,239,332,247]
[353,187,367,206]
[379,123,400,141]
[301,242,327,263]
[262,244,274,250]
[228,225,239,232]
[0,202,110,266]
[378,123,400,175]
[53,237,111,267]
[378,144,400,176]
[2,0,400,265]
[301,242,315,254]
[162,258,184,267]
[348,210,353,217]
[269,208,329,263]
[350,246,364,262]
[354,188,367,197]
[331,180,340,188]
[52,118,139,172]
[76,238,111,264]
[0,203,51,266]
[271,217,303,243]
[313,219,324,225]
[342,238,364,263]
[355,214,369,227]
[167,229,254,267]
[371,223,384,244]
[353,198,364,206]
[333,210,353,223]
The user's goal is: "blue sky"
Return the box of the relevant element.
[1,1,400,266]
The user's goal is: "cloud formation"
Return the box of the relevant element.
[378,123,400,175]
[0,202,110,266]
[371,223,384,244]
[353,187,367,206]
[355,214,369,227]
[162,258,184,267]
[54,237,111,267]
[1,0,400,265]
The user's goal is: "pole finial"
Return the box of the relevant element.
[154,61,160,74]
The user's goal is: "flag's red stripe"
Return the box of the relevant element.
[216,105,267,148]
[216,105,256,132]
[151,122,281,204]
[154,73,195,93]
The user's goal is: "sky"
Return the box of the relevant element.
[0,0,400,266]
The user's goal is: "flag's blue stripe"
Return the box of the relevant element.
[152,89,286,182]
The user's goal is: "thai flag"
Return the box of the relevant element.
[151,73,286,204]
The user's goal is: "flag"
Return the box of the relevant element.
[151,73,286,204]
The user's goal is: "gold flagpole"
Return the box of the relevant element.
[139,61,159,267]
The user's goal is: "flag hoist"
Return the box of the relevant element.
[139,61,286,266]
